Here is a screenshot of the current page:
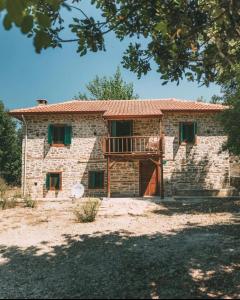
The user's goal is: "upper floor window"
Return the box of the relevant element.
[110,121,133,137]
[48,124,72,146]
[179,122,197,144]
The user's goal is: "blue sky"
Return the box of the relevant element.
[0,6,221,110]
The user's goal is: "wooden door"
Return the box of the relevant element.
[140,160,158,196]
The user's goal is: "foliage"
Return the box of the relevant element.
[75,67,138,100]
[0,196,17,210]
[0,178,19,210]
[24,196,37,208]
[0,101,22,185]
[211,67,240,155]
[74,198,100,223]
[1,1,240,85]
[0,177,8,199]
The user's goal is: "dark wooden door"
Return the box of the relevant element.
[140,160,158,196]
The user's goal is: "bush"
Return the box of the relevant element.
[74,198,100,223]
[0,177,8,199]
[0,178,17,210]
[24,196,37,208]
[0,197,17,210]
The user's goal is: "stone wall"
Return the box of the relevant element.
[23,115,160,199]
[22,112,230,199]
[163,112,230,195]
[24,114,108,199]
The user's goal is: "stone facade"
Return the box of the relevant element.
[162,113,230,195]
[22,112,230,199]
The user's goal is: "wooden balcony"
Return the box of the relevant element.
[103,136,162,157]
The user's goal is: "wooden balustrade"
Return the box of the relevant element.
[103,136,162,155]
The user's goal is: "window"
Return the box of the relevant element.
[46,173,62,191]
[88,171,104,189]
[179,122,197,144]
[53,126,65,145]
[110,121,133,152]
[111,121,133,137]
[48,125,72,146]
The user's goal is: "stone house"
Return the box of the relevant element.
[10,98,231,200]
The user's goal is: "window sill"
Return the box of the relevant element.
[180,141,196,146]
[51,144,65,147]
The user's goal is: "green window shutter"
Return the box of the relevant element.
[89,171,104,189]
[180,123,184,143]
[46,173,50,190]
[111,121,117,137]
[48,125,54,144]
[64,126,72,145]
[99,172,104,188]
[89,172,95,189]
[194,122,197,135]
[194,122,198,144]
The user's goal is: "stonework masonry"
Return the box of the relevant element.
[22,112,230,199]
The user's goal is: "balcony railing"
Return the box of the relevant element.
[103,136,161,155]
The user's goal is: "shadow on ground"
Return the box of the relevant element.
[0,214,240,299]
[153,198,240,216]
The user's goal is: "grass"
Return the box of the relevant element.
[24,196,37,208]
[0,178,18,210]
[74,198,101,223]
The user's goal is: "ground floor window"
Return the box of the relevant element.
[46,172,62,191]
[88,171,104,189]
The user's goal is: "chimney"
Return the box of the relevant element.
[37,99,48,106]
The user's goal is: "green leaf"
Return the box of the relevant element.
[0,0,6,11]
[155,21,168,35]
[37,14,51,28]
[3,13,12,30]
[21,15,33,34]
[34,31,52,53]
[6,0,25,25]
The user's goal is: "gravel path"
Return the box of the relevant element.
[0,197,239,299]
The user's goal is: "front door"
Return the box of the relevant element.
[140,160,158,196]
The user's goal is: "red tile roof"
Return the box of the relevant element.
[10,99,226,119]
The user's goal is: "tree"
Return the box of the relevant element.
[1,1,240,85]
[0,101,22,185]
[75,67,138,100]
[211,68,240,155]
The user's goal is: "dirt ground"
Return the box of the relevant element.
[0,197,240,299]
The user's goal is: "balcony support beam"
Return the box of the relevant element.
[107,156,111,198]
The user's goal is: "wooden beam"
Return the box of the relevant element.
[160,132,165,199]
[149,158,161,166]
[157,158,161,197]
[107,156,111,198]
[110,161,116,169]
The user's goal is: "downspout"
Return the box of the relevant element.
[22,115,27,197]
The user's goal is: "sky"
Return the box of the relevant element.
[0,5,221,110]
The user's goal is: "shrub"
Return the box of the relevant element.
[0,178,17,210]
[74,198,100,223]
[0,177,8,199]
[24,196,37,208]
[0,197,17,210]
